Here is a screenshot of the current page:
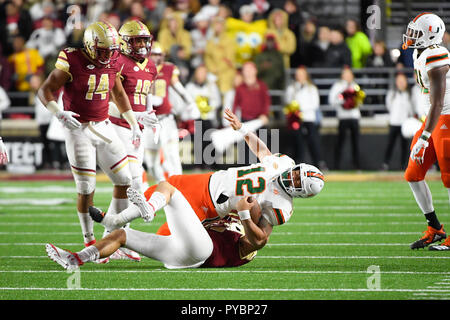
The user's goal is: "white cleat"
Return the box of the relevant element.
[109,248,141,262]
[45,243,83,271]
[126,187,155,223]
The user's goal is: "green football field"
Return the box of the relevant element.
[0,174,449,301]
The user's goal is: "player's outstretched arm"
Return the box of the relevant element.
[223,108,271,161]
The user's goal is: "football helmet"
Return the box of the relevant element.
[83,21,120,64]
[151,41,165,55]
[119,20,153,61]
[402,12,445,49]
[277,163,324,198]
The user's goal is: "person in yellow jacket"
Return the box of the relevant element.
[157,12,192,61]
[204,17,237,94]
[266,8,296,68]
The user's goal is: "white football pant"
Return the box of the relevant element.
[123,190,213,269]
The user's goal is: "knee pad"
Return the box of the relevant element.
[75,180,95,195]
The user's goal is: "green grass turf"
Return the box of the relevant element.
[0,177,449,300]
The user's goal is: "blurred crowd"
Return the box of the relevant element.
[1,0,450,171]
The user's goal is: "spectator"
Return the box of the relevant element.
[345,18,372,68]
[310,25,331,67]
[249,0,270,20]
[283,0,303,36]
[204,16,236,95]
[8,35,44,91]
[26,16,66,76]
[196,0,221,20]
[31,1,64,30]
[266,8,296,68]
[232,61,270,165]
[0,0,33,56]
[328,67,361,170]
[190,12,210,69]
[396,46,414,69]
[285,66,326,170]
[297,18,317,67]
[144,0,167,33]
[381,73,414,171]
[185,65,221,168]
[172,0,200,31]
[253,33,285,90]
[324,27,352,68]
[222,71,243,126]
[366,40,394,67]
[0,44,13,90]
[225,4,267,67]
[157,12,192,63]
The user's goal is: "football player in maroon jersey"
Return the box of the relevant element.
[37,21,141,251]
[46,182,260,270]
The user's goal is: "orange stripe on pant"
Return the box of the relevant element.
[144,172,218,235]
[405,115,450,187]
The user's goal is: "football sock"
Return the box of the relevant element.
[77,245,100,263]
[77,211,95,245]
[102,205,141,229]
[408,181,434,214]
[107,197,129,216]
[424,211,441,230]
[148,191,167,213]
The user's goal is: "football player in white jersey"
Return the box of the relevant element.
[88,108,324,250]
[402,12,450,250]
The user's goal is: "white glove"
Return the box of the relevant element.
[410,133,430,165]
[131,125,142,149]
[135,110,159,128]
[0,138,8,165]
[55,110,81,130]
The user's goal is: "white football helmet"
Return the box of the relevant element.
[402,12,445,49]
[277,163,324,198]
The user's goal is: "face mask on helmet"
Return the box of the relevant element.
[277,163,324,198]
[125,35,153,60]
[96,46,119,64]
[402,23,424,49]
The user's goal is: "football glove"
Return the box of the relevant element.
[410,135,429,165]
[55,110,81,130]
[131,125,142,148]
[135,110,159,128]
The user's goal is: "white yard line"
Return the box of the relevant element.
[0,269,449,275]
[0,287,449,293]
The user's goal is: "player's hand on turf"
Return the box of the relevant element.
[0,138,8,165]
[55,110,81,130]
[136,110,159,128]
[223,108,242,131]
[236,196,256,212]
[131,126,142,148]
[410,137,429,165]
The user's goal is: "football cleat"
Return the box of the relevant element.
[89,206,105,223]
[429,236,450,251]
[410,225,446,249]
[45,243,83,271]
[126,187,155,223]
